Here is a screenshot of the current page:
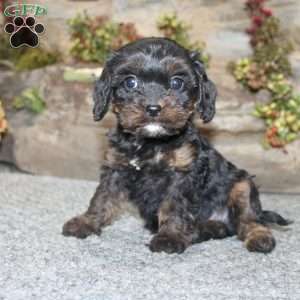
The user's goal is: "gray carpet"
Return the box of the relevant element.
[0,173,299,300]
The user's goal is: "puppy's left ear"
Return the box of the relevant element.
[93,66,112,121]
[190,51,217,123]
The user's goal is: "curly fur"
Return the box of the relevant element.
[63,38,291,254]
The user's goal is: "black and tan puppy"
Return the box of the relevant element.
[63,37,291,254]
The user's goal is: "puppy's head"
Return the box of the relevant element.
[93,37,217,138]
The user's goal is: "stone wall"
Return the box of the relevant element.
[1,65,299,193]
[36,0,300,59]
[1,1,300,192]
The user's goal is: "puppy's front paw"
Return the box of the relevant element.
[149,234,186,254]
[62,215,101,239]
[245,232,276,253]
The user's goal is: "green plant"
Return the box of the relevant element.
[157,13,209,65]
[0,33,60,71]
[68,12,142,64]
[13,88,46,114]
[231,58,268,90]
[14,48,60,71]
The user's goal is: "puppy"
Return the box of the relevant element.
[63,37,291,254]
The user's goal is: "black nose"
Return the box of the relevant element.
[146,105,162,117]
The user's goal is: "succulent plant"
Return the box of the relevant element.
[68,12,142,64]
[231,0,299,147]
[254,76,300,147]
[157,13,210,66]
[13,88,46,114]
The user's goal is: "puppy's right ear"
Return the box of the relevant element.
[93,67,112,121]
[190,51,217,123]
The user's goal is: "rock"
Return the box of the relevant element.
[212,136,300,194]
[0,133,15,165]
[36,1,300,58]
[196,112,265,134]
[255,89,272,105]
[206,31,251,59]
[63,67,102,83]
[0,4,276,67]
[0,66,112,180]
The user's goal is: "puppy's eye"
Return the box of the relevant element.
[170,77,184,90]
[124,76,138,89]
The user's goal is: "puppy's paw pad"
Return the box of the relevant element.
[246,233,276,253]
[62,216,99,239]
[149,235,186,254]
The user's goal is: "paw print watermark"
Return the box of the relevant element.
[4,16,45,48]
[2,3,47,48]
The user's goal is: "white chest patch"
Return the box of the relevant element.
[209,208,229,223]
[143,124,167,136]
[154,151,164,163]
[129,158,141,170]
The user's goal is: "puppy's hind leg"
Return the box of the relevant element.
[229,180,276,253]
[62,168,127,239]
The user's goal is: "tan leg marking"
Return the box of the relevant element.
[229,180,275,253]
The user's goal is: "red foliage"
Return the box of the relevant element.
[260,8,272,17]
[246,26,256,35]
[252,16,263,26]
[265,126,284,148]
[111,22,143,50]
[245,0,273,47]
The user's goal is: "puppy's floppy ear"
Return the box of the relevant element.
[93,66,112,121]
[190,51,217,123]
